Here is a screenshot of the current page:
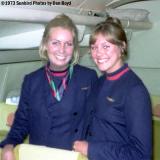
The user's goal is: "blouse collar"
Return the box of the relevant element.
[106,63,129,81]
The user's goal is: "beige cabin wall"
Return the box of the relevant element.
[120,1,160,95]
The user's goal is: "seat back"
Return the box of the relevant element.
[0,103,17,141]
[151,95,160,160]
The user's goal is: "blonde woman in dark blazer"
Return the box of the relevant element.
[0,14,97,160]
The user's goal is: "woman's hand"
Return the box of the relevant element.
[73,141,88,156]
[1,144,15,160]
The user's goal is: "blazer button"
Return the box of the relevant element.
[73,112,78,116]
[74,129,78,133]
[88,132,92,136]
[90,110,94,115]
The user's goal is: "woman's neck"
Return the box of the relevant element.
[49,64,68,72]
[106,61,124,74]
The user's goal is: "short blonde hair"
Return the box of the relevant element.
[39,14,79,65]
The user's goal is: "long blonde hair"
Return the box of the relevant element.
[39,14,79,65]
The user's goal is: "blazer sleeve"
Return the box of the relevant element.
[0,75,30,147]
[88,85,152,160]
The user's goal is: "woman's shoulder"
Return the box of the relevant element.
[127,69,144,86]
[74,64,97,75]
[126,68,150,94]
[73,64,98,83]
[24,66,45,81]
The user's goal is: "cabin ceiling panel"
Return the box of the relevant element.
[0,0,154,50]
[0,21,44,37]
[74,0,108,11]
[106,0,143,8]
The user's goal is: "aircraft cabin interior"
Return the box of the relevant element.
[0,0,160,160]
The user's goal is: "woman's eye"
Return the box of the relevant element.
[65,42,73,47]
[52,41,59,45]
[103,45,109,49]
[91,46,97,51]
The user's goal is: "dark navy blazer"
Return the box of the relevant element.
[87,64,152,160]
[0,64,97,150]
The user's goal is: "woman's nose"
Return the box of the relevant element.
[96,47,104,57]
[59,43,65,53]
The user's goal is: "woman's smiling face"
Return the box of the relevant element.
[46,27,74,71]
[90,33,123,73]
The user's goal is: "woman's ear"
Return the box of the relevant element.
[43,43,47,52]
[43,44,49,59]
[120,41,127,56]
[122,41,126,48]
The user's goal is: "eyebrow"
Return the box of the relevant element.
[49,39,73,43]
